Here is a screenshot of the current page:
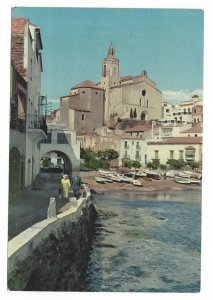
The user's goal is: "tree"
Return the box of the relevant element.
[133,108,137,118]
[98,149,119,160]
[130,108,133,119]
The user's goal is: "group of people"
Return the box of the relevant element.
[59,171,82,202]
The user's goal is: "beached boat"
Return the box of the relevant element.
[174,176,191,184]
[146,171,161,180]
[103,177,113,183]
[95,176,107,184]
[136,171,147,178]
[161,170,177,178]
[189,179,201,185]
[132,180,143,186]
[98,169,115,176]
[182,170,202,180]
[117,174,134,183]
[106,174,121,182]
[176,171,191,178]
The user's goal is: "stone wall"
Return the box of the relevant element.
[8,194,97,291]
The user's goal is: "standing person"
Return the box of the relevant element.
[71,171,82,199]
[61,174,71,202]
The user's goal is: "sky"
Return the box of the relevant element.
[11,7,204,111]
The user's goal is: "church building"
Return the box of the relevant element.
[99,45,162,124]
[60,45,162,133]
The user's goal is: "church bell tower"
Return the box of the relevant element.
[101,44,120,90]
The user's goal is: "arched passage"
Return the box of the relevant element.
[40,150,73,178]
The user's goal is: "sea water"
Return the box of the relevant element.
[84,190,201,292]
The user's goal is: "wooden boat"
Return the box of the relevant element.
[107,174,122,182]
[182,171,202,180]
[136,171,147,178]
[174,176,191,184]
[98,169,115,176]
[103,177,113,183]
[176,171,190,178]
[189,179,201,185]
[117,174,134,183]
[132,180,143,186]
[146,171,161,180]
[161,170,177,178]
[95,176,107,184]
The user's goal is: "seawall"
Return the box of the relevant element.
[8,187,97,291]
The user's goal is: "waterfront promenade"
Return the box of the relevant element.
[8,171,64,240]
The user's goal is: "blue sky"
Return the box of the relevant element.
[12,7,204,110]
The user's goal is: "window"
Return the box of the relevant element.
[170,150,174,159]
[140,99,142,106]
[103,65,106,77]
[142,89,146,96]
[185,149,195,160]
[132,141,134,145]
[136,150,140,159]
[179,150,184,160]
[136,141,140,149]
[96,92,98,95]
[124,141,128,149]
[82,91,85,94]
[155,150,159,159]
[57,133,69,144]
[166,109,170,113]
[147,100,149,107]
[82,114,85,121]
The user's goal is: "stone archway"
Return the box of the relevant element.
[9,147,24,197]
[40,150,73,178]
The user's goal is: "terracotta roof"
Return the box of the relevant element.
[121,76,133,82]
[126,124,152,133]
[71,80,103,90]
[147,136,202,145]
[120,135,145,141]
[181,126,203,134]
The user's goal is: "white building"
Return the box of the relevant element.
[119,136,148,166]
[161,95,203,125]
[147,137,202,165]
[10,18,47,194]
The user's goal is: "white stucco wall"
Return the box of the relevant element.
[147,143,202,165]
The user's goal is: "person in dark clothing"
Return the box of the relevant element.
[71,171,82,199]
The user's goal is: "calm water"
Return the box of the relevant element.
[85,190,201,292]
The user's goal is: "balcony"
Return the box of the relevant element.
[27,114,47,141]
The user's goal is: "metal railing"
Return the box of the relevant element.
[27,114,47,135]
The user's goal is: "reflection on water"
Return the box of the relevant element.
[85,190,201,292]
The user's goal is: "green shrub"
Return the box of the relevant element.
[167,159,186,169]
[147,161,159,170]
